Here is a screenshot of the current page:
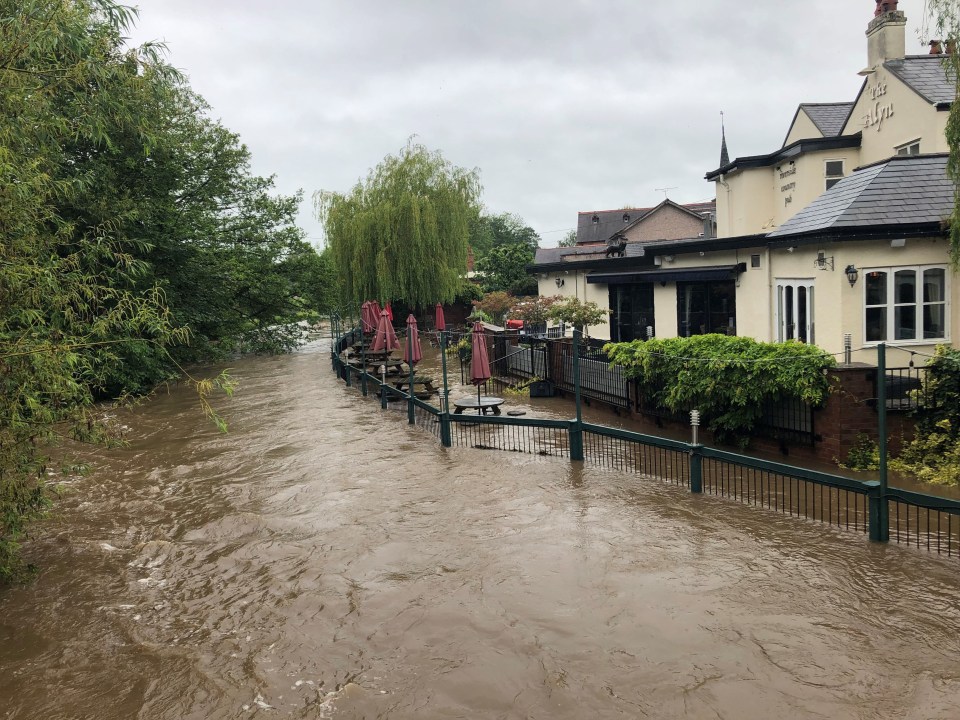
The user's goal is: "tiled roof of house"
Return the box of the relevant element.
[801,103,855,137]
[768,153,952,238]
[884,55,955,105]
[576,207,652,245]
[575,200,715,244]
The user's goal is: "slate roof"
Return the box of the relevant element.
[801,103,855,137]
[768,154,952,238]
[533,241,647,266]
[884,55,955,105]
[575,200,715,244]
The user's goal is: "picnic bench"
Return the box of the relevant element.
[452,396,504,415]
[392,376,438,395]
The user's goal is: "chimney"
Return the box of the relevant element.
[702,212,715,240]
[864,1,906,72]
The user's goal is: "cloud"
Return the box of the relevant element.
[127,0,931,246]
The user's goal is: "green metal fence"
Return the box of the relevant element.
[330,320,960,561]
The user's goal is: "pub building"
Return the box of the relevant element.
[531,0,957,363]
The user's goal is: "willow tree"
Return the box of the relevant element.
[926,0,960,264]
[316,140,482,307]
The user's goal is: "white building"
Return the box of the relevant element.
[531,0,957,363]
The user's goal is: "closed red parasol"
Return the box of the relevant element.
[404,314,422,366]
[385,301,394,322]
[361,301,379,334]
[435,303,446,332]
[470,321,492,408]
[371,309,400,353]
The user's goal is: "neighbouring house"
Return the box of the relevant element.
[530,0,958,364]
[534,199,716,340]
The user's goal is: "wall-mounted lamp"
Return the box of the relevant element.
[555,277,565,288]
[844,264,859,287]
[814,252,834,271]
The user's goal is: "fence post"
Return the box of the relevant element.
[864,481,888,542]
[875,341,890,542]
[570,328,584,461]
[440,331,452,447]
[689,445,703,494]
[360,331,368,397]
[407,364,415,425]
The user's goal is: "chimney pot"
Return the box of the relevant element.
[930,39,943,54]
[875,0,898,16]
[948,39,957,55]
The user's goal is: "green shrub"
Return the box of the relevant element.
[891,347,960,485]
[605,335,835,446]
[839,433,880,471]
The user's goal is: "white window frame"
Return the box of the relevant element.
[825,159,845,190]
[775,279,815,344]
[895,139,921,156]
[862,265,950,345]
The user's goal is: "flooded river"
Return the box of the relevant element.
[3,339,960,719]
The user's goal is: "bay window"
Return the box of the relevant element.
[863,266,948,343]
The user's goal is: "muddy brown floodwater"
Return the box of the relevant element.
[3,338,960,719]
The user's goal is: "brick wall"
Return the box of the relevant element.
[624,205,704,243]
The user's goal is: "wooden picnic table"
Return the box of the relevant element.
[392,376,438,394]
[452,396,504,415]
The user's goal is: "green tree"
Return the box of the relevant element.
[486,212,540,252]
[131,89,321,369]
[508,295,562,325]
[926,1,960,265]
[547,297,607,335]
[0,0,192,582]
[316,139,482,308]
[557,229,578,247]
[473,291,515,325]
[474,242,538,295]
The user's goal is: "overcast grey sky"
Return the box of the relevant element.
[126,1,930,247]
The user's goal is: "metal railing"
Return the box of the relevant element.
[756,396,816,446]
[330,321,960,562]
[701,448,870,533]
[881,366,927,412]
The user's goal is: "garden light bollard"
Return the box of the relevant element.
[843,333,852,365]
[646,325,654,341]
[690,409,703,494]
[380,364,388,409]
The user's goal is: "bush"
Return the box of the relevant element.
[891,346,960,485]
[605,335,835,446]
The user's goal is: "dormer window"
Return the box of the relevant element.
[622,213,630,223]
[896,139,920,156]
[825,160,845,190]
[591,214,599,224]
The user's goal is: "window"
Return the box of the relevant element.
[609,284,654,342]
[825,160,845,190]
[776,280,815,343]
[751,254,761,268]
[863,266,948,343]
[896,140,920,156]
[677,281,737,337]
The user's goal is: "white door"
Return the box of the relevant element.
[775,279,815,343]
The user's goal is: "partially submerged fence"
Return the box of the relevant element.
[329,320,960,562]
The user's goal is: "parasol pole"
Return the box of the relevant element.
[440,330,452,447]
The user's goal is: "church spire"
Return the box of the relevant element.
[719,111,730,168]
